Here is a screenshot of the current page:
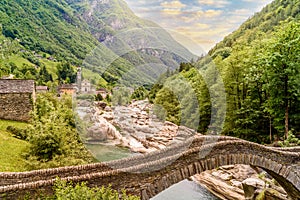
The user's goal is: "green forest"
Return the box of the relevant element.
[151,0,300,144]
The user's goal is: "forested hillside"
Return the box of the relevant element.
[0,0,195,86]
[209,0,300,56]
[152,0,300,144]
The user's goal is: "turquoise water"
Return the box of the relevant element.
[85,143,132,162]
[85,144,219,200]
[151,180,219,200]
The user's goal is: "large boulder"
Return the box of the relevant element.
[87,124,108,141]
[87,116,123,141]
[242,178,265,200]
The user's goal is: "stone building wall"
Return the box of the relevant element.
[0,93,33,122]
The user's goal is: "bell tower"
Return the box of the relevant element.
[76,67,82,92]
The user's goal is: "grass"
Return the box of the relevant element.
[82,68,108,88]
[6,54,34,68]
[0,120,30,172]
[41,58,59,80]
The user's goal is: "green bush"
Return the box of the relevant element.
[52,179,140,200]
[6,126,28,140]
[77,94,95,101]
[23,93,94,170]
[278,131,300,147]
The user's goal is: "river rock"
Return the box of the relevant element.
[212,171,233,181]
[194,165,288,200]
[95,101,107,110]
[78,100,92,107]
[87,125,108,141]
[102,112,114,121]
[104,106,112,112]
[88,115,123,141]
[193,173,245,200]
[242,178,265,200]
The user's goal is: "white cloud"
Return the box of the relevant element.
[198,0,230,8]
[161,0,187,15]
[242,0,269,2]
[196,23,211,29]
[123,0,273,52]
[161,1,186,10]
[197,9,223,18]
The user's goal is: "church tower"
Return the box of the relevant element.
[76,67,82,92]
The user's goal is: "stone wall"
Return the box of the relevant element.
[0,93,33,122]
[0,136,299,199]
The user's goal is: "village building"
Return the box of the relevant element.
[96,88,109,99]
[0,79,35,122]
[57,84,78,96]
[36,86,49,93]
[81,79,95,94]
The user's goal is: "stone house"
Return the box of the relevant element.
[36,86,49,93]
[58,84,78,96]
[96,88,109,99]
[0,79,35,122]
[81,79,95,94]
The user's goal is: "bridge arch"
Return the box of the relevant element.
[135,141,300,200]
[0,136,299,199]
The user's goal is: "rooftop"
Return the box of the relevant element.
[0,79,35,94]
[36,86,48,90]
[58,84,77,89]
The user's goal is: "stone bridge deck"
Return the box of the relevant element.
[0,136,299,199]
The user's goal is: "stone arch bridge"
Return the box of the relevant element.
[0,136,299,199]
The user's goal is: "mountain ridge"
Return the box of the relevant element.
[0,0,196,85]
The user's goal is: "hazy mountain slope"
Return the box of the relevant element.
[0,0,196,85]
[209,0,300,57]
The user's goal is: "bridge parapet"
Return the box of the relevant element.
[0,136,299,200]
[0,135,237,187]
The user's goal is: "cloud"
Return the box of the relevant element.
[198,0,230,8]
[123,0,273,52]
[162,9,183,15]
[231,9,252,16]
[161,1,186,10]
[161,0,187,15]
[196,23,211,29]
[197,9,223,18]
[242,0,269,2]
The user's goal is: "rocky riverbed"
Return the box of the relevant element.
[77,99,198,153]
[193,165,290,200]
[76,99,289,200]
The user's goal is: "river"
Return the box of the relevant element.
[85,143,220,200]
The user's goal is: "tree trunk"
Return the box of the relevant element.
[269,118,272,143]
[284,74,289,139]
[285,105,289,139]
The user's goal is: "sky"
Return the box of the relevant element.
[123,0,274,55]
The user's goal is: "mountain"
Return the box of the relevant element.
[209,0,300,57]
[0,0,196,85]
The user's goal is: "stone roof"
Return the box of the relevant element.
[36,86,48,91]
[96,88,108,93]
[58,84,77,89]
[0,79,35,94]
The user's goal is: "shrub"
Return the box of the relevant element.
[52,179,140,200]
[6,126,28,140]
[278,131,300,147]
